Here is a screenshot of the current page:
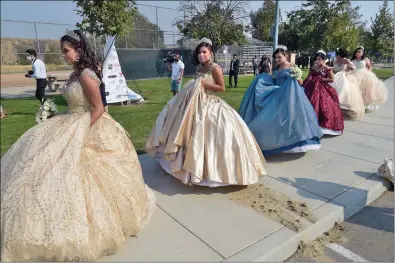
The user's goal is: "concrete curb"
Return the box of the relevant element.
[224,173,392,262]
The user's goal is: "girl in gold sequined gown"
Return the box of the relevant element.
[145,38,267,187]
[0,30,156,262]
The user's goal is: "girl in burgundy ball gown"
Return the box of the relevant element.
[303,50,344,136]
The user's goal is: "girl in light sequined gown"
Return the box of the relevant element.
[145,38,267,187]
[1,30,156,262]
[351,46,388,111]
[330,48,365,119]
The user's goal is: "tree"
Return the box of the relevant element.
[44,42,64,65]
[114,12,165,49]
[279,0,362,53]
[370,0,394,58]
[175,0,250,52]
[0,39,18,65]
[74,0,137,36]
[249,0,276,42]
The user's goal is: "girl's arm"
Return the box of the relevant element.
[202,66,225,92]
[80,72,105,126]
[297,78,303,85]
[365,58,373,71]
[345,59,356,71]
[322,68,335,83]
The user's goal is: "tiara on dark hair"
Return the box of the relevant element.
[65,30,81,42]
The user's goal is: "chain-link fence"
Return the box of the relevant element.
[0,3,279,78]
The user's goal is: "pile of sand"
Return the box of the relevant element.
[228,184,316,232]
[289,222,347,261]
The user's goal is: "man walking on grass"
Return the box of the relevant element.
[229,54,240,88]
[167,54,184,96]
[25,49,47,104]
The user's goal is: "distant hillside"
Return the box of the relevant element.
[1,12,164,65]
[1,38,63,65]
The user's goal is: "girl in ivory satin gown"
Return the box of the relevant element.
[351,46,388,111]
[1,30,156,262]
[329,48,365,119]
[144,38,267,187]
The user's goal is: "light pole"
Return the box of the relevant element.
[273,0,280,52]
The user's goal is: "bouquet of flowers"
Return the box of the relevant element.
[35,99,58,124]
[289,66,303,80]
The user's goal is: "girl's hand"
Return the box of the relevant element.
[201,78,206,88]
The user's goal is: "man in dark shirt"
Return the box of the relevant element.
[229,54,240,88]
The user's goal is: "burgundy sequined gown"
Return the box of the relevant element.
[303,67,344,135]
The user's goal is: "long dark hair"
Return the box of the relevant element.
[314,52,326,61]
[60,30,104,90]
[193,42,214,65]
[351,47,365,61]
[335,48,349,58]
[259,55,271,73]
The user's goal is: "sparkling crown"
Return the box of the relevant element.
[65,30,81,42]
[358,46,365,50]
[199,37,212,46]
[317,49,326,56]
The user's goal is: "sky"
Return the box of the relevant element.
[1,0,394,44]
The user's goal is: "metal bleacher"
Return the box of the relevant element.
[241,45,273,73]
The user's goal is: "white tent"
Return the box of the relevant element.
[102,35,143,103]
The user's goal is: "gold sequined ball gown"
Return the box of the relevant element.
[145,63,267,187]
[1,68,156,262]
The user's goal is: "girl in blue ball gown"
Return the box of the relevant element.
[239,48,323,155]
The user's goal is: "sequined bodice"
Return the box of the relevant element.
[352,59,366,69]
[61,68,100,113]
[196,63,219,95]
[332,63,348,73]
[311,67,330,77]
[273,68,291,85]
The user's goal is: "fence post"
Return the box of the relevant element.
[33,22,41,60]
[156,6,159,49]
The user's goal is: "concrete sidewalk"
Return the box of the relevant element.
[1,86,61,99]
[97,77,394,262]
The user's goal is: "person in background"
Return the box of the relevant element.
[0,105,5,119]
[25,49,47,104]
[252,55,259,76]
[229,54,240,88]
[167,54,184,96]
[259,55,272,75]
[97,61,109,113]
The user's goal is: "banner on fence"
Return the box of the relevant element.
[102,35,143,103]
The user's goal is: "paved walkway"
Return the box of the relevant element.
[288,190,394,262]
[1,78,393,262]
[97,78,393,261]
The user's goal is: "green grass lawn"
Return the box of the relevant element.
[1,68,393,156]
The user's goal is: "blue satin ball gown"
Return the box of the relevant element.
[239,68,323,155]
